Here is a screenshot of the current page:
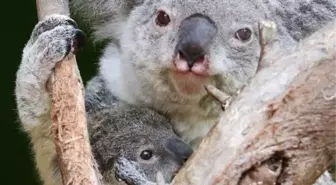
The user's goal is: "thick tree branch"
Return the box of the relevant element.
[172,20,336,185]
[36,1,101,185]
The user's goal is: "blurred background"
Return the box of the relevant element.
[1,1,335,185]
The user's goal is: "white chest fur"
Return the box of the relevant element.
[100,46,222,148]
[171,114,220,148]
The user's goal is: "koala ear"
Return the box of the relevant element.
[165,138,193,161]
[122,0,146,15]
[129,0,146,8]
[70,0,146,41]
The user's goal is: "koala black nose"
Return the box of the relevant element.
[165,138,193,163]
[176,13,217,68]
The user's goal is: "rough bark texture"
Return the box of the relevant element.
[36,1,101,185]
[172,20,336,185]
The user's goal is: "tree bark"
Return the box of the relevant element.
[172,20,336,185]
[36,1,102,185]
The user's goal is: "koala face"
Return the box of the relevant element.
[120,0,269,97]
[90,107,193,184]
[116,127,192,182]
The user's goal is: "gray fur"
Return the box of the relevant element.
[114,157,168,185]
[70,0,336,184]
[15,15,192,185]
[16,0,336,184]
[86,76,192,184]
[71,0,336,147]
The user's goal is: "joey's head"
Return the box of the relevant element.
[90,106,193,184]
[119,0,271,98]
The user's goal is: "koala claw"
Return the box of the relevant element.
[61,28,86,57]
[29,14,86,60]
[31,15,78,42]
[72,29,86,54]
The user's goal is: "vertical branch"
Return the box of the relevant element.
[36,0,101,185]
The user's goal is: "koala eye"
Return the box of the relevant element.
[155,10,170,27]
[140,150,153,160]
[235,28,252,41]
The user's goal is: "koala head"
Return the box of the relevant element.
[89,106,193,184]
[73,0,335,106]
[117,0,273,98]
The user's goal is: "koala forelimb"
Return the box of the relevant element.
[115,157,172,185]
[15,14,193,185]
[15,14,85,185]
[16,0,336,184]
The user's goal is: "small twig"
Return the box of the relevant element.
[257,21,279,73]
[205,84,232,110]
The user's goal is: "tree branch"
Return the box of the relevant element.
[172,20,336,185]
[36,1,102,185]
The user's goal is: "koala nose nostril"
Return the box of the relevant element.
[175,13,217,69]
[178,47,206,68]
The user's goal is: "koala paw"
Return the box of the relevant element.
[15,15,86,131]
[29,14,85,60]
[30,14,85,54]
[20,14,85,84]
[114,157,170,185]
[115,157,148,185]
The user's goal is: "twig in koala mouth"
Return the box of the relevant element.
[204,84,232,110]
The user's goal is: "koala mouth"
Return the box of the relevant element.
[172,52,209,76]
[169,53,210,95]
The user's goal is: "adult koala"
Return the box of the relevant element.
[72,1,336,183]
[71,0,336,148]
[15,0,335,184]
[15,15,193,185]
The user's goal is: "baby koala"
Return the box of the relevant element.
[86,77,193,185]
[15,15,193,185]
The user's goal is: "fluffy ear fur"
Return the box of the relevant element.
[70,0,145,41]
